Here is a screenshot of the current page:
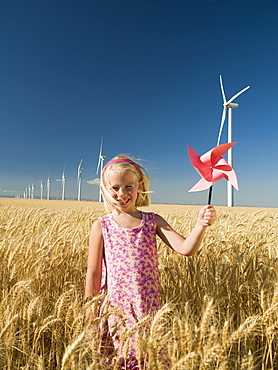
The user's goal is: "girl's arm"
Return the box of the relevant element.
[156,205,216,256]
[85,219,104,301]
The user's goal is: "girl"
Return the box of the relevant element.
[85,154,216,362]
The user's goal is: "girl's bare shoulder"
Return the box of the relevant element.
[90,218,103,235]
[155,213,169,227]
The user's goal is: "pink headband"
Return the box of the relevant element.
[103,158,141,174]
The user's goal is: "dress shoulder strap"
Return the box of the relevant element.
[141,211,156,227]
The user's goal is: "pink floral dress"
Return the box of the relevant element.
[99,211,161,354]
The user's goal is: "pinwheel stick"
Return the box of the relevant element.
[208,186,213,205]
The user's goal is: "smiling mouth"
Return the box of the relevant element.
[118,199,130,206]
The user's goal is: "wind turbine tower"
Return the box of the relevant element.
[31,184,35,199]
[96,138,106,202]
[39,180,44,200]
[47,176,51,200]
[77,159,84,201]
[61,168,66,201]
[217,75,250,207]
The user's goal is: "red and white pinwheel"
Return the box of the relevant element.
[188,142,238,192]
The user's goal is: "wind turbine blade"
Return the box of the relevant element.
[99,137,103,156]
[96,157,101,174]
[217,107,227,146]
[96,137,105,175]
[78,159,83,170]
[77,159,83,184]
[96,138,103,174]
[219,75,226,104]
[217,75,227,146]
[226,85,250,105]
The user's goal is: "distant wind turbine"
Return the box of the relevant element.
[61,168,66,201]
[96,138,106,202]
[47,176,51,200]
[217,75,250,207]
[77,159,84,201]
[28,185,31,199]
[39,180,44,200]
[31,184,35,199]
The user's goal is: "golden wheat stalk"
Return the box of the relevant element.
[61,331,85,369]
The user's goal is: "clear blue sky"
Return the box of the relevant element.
[1,0,277,207]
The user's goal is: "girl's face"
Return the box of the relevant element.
[107,169,143,213]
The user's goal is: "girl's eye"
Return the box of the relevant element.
[112,187,119,191]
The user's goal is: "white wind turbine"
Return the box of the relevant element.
[47,175,51,200]
[28,185,31,199]
[31,183,35,199]
[77,159,84,201]
[61,168,66,201]
[217,75,250,207]
[96,138,106,202]
[39,180,44,199]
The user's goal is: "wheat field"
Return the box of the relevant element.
[0,198,278,369]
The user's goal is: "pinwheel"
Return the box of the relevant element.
[188,142,238,204]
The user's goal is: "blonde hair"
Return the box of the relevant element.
[100,154,151,213]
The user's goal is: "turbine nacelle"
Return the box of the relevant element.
[226,103,238,109]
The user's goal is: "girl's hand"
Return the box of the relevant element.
[198,205,216,227]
